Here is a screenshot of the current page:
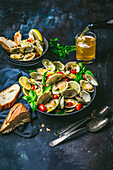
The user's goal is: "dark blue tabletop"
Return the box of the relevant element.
[0,0,113,170]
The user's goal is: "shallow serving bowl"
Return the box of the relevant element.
[4,37,49,66]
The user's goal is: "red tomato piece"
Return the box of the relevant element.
[31,85,35,90]
[66,102,73,107]
[76,103,82,111]
[15,45,17,47]
[71,69,77,74]
[39,104,47,112]
[65,78,69,82]
[83,74,86,80]
[35,53,40,58]
[57,71,63,74]
[62,75,66,79]
[53,94,59,99]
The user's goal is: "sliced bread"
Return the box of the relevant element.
[0,84,20,112]
[0,103,30,134]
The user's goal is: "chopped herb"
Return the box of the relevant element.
[42,71,48,85]
[75,72,83,83]
[85,70,94,77]
[55,110,67,115]
[49,38,76,59]
[29,70,36,73]
[42,85,51,93]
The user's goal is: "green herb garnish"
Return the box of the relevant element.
[85,70,94,77]
[29,70,36,73]
[42,85,51,93]
[75,72,83,83]
[49,38,76,59]
[42,71,48,85]
[23,89,37,112]
[55,110,67,115]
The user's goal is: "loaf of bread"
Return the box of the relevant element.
[0,37,17,53]
[0,84,20,112]
[0,103,30,134]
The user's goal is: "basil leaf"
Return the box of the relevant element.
[75,72,83,83]
[30,101,37,112]
[22,96,32,102]
[78,63,82,70]
[82,66,87,72]
[54,38,58,41]
[85,70,94,77]
[55,110,66,115]
[29,89,34,98]
[42,71,47,85]
[42,85,51,93]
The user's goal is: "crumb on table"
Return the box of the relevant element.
[41,124,45,127]
[46,128,51,132]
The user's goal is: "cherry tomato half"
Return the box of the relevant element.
[71,69,77,74]
[66,102,73,107]
[57,71,63,74]
[62,75,66,79]
[39,104,47,112]
[35,53,40,58]
[76,103,82,111]
[82,74,86,80]
[31,85,35,90]
[53,94,59,99]
[65,78,69,82]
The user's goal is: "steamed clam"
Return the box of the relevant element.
[64,99,78,108]
[61,89,77,98]
[23,53,35,61]
[37,91,51,105]
[85,74,98,86]
[42,59,55,71]
[65,62,80,72]
[45,99,59,112]
[80,80,94,93]
[10,53,24,60]
[52,81,68,94]
[46,74,63,85]
[53,61,65,71]
[30,72,43,80]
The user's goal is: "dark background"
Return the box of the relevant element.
[0,0,113,170]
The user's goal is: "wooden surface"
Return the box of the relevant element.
[0,0,113,170]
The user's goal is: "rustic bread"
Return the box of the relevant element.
[0,103,30,134]
[0,37,17,53]
[0,84,20,112]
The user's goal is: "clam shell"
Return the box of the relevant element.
[64,99,78,108]
[53,61,65,71]
[80,80,94,93]
[46,74,63,85]
[80,90,91,103]
[10,53,24,59]
[60,96,64,109]
[23,53,35,61]
[37,91,51,105]
[30,72,43,80]
[45,99,59,112]
[64,108,75,113]
[52,81,68,94]
[65,62,80,72]
[61,89,77,98]
[76,96,87,105]
[68,81,81,94]
[42,59,55,71]
[11,47,21,53]
[85,74,98,86]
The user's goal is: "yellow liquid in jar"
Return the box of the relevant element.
[76,35,96,61]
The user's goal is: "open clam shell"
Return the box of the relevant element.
[64,99,78,108]
[10,53,24,60]
[68,81,81,94]
[80,90,91,103]
[80,80,94,93]
[23,53,35,61]
[11,47,21,53]
[64,108,75,113]
[46,74,63,85]
[28,78,43,88]
[65,62,80,72]
[42,59,55,72]
[53,61,65,71]
[37,91,51,105]
[65,73,76,80]
[60,96,64,109]
[45,99,59,113]
[61,89,77,98]
[52,81,68,94]
[85,74,98,86]
[30,72,43,81]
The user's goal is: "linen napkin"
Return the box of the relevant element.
[0,68,39,138]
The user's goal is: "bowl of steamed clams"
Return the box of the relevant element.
[0,29,48,65]
[19,59,98,116]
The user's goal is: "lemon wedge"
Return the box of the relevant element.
[22,87,29,96]
[19,76,31,90]
[29,29,43,42]
[68,81,81,94]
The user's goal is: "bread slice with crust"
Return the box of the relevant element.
[0,84,20,112]
[0,103,30,134]
[0,37,17,53]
